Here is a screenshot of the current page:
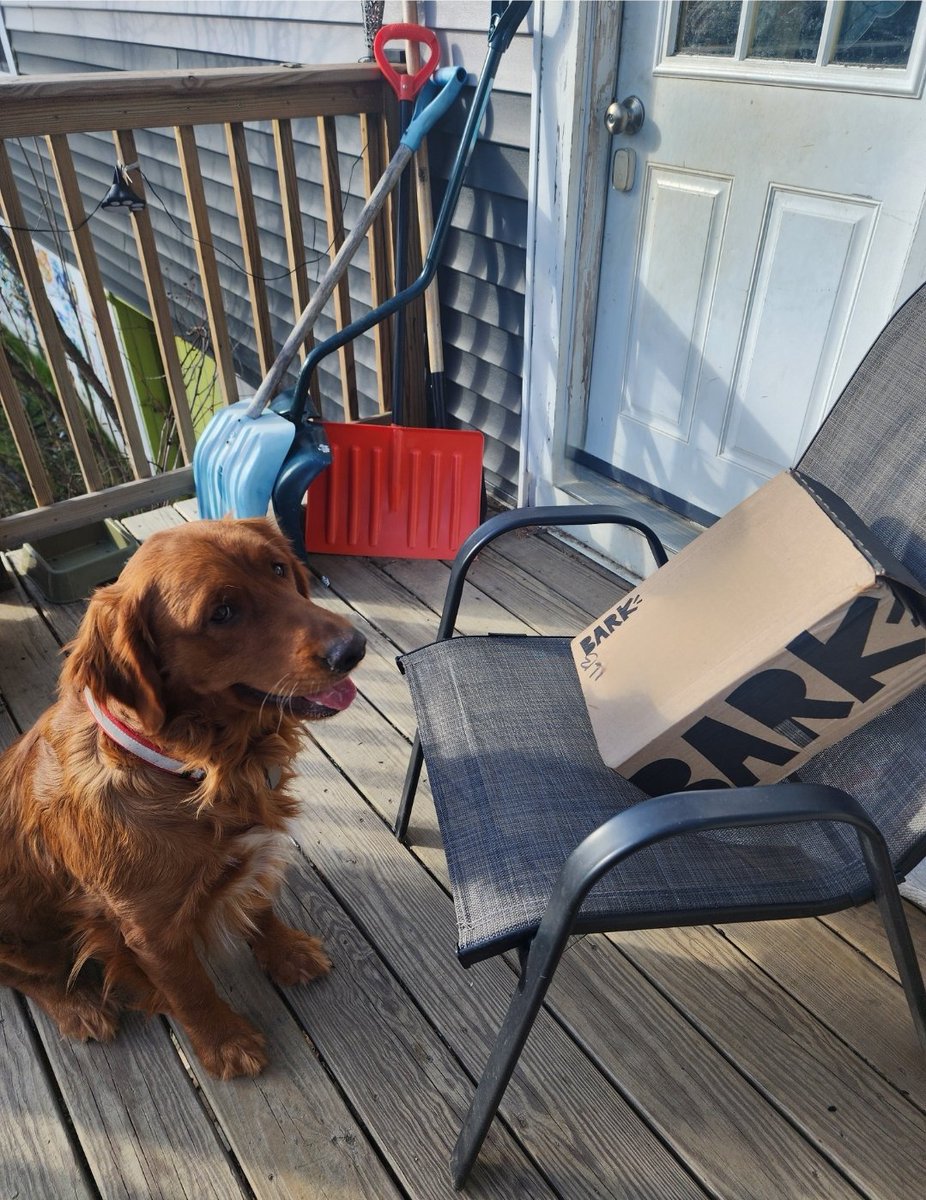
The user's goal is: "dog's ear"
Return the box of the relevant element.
[62,582,165,733]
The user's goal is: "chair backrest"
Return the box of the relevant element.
[794,282,926,873]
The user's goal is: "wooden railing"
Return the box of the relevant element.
[0,63,426,549]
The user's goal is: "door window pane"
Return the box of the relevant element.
[675,0,742,56]
[833,0,920,65]
[750,0,827,60]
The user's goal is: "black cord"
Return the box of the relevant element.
[0,196,105,235]
[1,138,369,292]
[139,147,368,286]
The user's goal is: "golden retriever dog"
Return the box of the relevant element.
[0,517,365,1079]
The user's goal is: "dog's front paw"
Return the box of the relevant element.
[53,989,120,1043]
[194,1018,268,1080]
[256,928,332,988]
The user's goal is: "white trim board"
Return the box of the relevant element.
[522,0,681,580]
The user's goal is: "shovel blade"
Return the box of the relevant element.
[194,399,296,519]
[305,423,484,559]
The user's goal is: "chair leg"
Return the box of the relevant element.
[859,832,926,1048]
[451,935,564,1189]
[395,731,423,841]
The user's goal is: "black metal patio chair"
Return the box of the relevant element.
[395,281,926,1188]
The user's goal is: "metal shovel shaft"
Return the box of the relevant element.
[245,140,413,420]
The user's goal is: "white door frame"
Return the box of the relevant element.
[521,0,618,507]
[521,0,695,579]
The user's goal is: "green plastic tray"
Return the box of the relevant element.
[17,519,139,604]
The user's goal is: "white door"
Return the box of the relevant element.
[576,0,926,524]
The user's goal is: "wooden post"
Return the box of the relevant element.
[111,129,197,464]
[174,124,238,407]
[225,122,275,378]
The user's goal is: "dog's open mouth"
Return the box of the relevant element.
[234,678,357,719]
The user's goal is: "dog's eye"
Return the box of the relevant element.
[272,563,286,577]
[210,603,234,624]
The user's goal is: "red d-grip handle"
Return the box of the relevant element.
[374,23,440,101]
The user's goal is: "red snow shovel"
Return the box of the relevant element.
[300,23,485,560]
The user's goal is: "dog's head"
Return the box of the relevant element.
[62,518,366,735]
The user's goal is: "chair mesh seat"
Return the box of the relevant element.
[402,636,873,962]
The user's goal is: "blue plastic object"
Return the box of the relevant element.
[402,67,467,150]
[193,399,296,519]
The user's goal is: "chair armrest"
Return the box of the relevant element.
[539,783,886,952]
[437,504,669,639]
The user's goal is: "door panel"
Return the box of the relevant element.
[622,168,730,442]
[723,187,878,474]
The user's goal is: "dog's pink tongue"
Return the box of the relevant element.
[307,678,357,711]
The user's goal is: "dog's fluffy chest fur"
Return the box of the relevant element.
[207,820,297,944]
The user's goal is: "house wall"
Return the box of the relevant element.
[0,0,533,500]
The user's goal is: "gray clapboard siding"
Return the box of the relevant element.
[2,0,532,495]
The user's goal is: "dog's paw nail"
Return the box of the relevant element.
[56,998,120,1043]
[202,1028,268,1080]
[259,932,331,987]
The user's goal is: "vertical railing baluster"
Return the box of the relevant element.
[317,115,358,421]
[225,121,275,378]
[272,117,320,412]
[360,110,393,415]
[174,124,238,408]
[0,336,54,507]
[46,132,152,479]
[111,129,197,464]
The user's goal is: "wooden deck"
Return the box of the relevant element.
[2,499,926,1199]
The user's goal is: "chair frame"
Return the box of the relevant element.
[396,505,926,1190]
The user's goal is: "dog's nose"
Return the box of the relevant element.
[325,629,366,674]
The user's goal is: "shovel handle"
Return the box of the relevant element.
[374,23,440,100]
[245,142,412,419]
[244,68,464,421]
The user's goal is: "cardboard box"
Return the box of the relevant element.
[571,471,926,794]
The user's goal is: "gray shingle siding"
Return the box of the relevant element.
[1,0,532,501]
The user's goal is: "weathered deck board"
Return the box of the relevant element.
[0,707,93,1200]
[0,989,92,1199]
[719,917,926,1110]
[612,924,926,1199]
[29,1006,250,1200]
[2,502,926,1199]
[823,900,926,981]
[274,855,560,1200]
[169,950,409,1200]
[284,742,705,1200]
